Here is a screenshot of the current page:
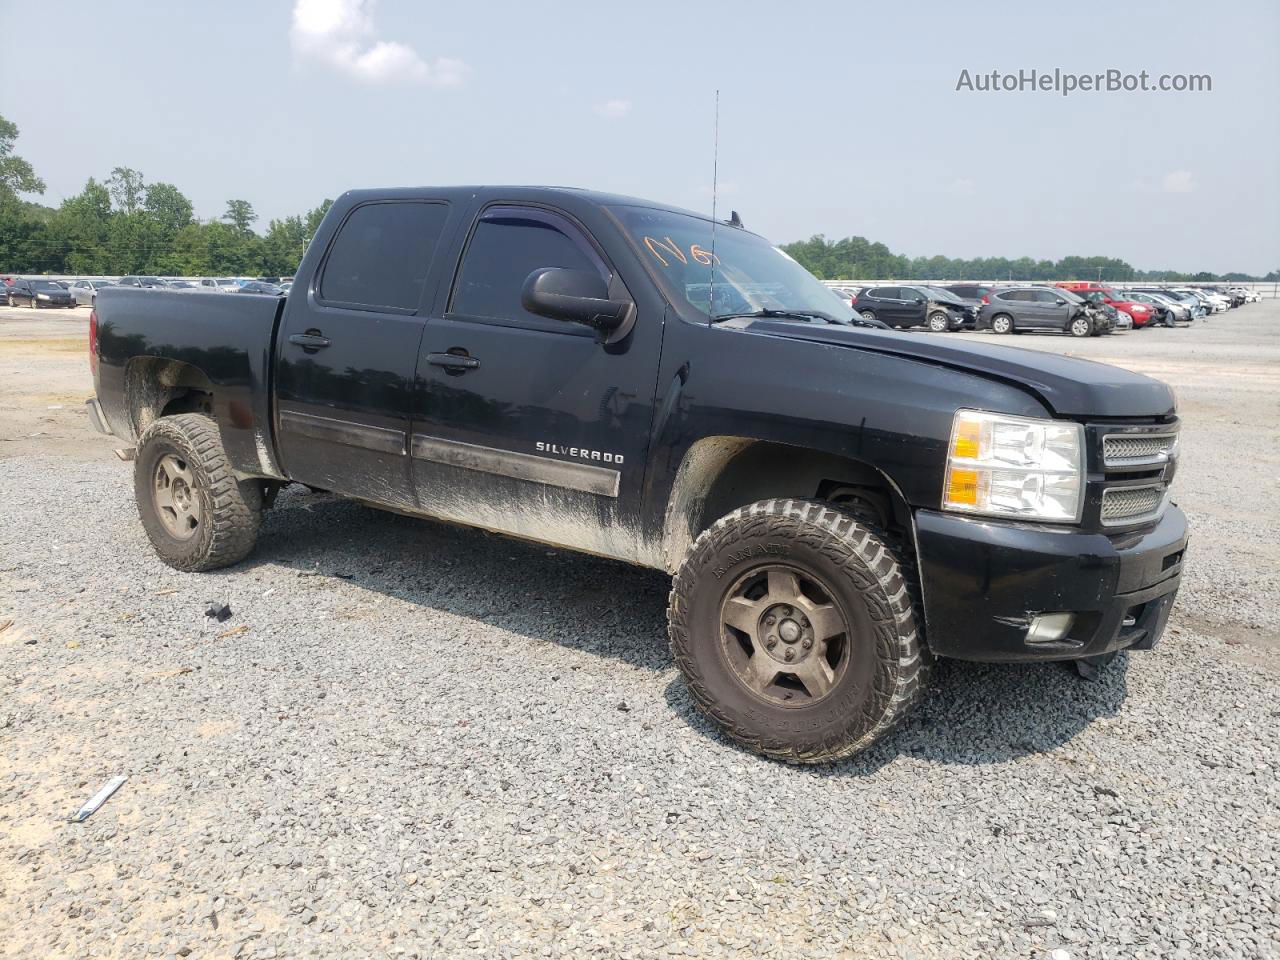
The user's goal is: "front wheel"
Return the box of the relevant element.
[990,314,1014,334]
[668,499,929,764]
[927,311,950,333]
[1069,316,1092,338]
[134,413,262,571]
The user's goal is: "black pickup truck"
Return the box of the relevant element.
[87,186,1188,763]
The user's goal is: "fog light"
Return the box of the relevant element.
[1025,613,1075,644]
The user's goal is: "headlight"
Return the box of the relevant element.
[37,293,50,299]
[942,410,1084,522]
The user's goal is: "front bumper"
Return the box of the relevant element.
[914,505,1187,662]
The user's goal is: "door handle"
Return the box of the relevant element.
[427,352,480,371]
[288,332,331,350]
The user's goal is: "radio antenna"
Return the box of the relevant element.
[708,89,720,327]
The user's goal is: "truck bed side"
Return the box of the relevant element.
[93,288,288,479]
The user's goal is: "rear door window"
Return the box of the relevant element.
[319,201,451,312]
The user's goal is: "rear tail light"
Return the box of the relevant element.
[89,309,99,375]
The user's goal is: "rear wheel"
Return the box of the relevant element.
[134,414,262,571]
[668,499,929,764]
[990,314,1014,334]
[927,311,950,333]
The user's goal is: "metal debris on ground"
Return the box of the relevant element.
[215,624,249,640]
[70,775,128,823]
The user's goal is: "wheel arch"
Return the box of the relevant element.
[659,436,916,572]
[123,357,218,440]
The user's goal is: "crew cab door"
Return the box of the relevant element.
[410,204,662,563]
[273,198,456,508]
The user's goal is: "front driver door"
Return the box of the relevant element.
[410,204,663,564]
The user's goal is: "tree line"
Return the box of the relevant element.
[780,234,1278,284]
[0,115,329,277]
[1,114,1275,282]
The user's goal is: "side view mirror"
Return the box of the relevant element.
[913,296,925,304]
[521,268,635,344]
[1056,298,1066,305]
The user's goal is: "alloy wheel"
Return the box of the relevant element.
[719,565,851,706]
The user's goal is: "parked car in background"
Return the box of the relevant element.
[237,280,284,295]
[117,276,170,289]
[278,281,293,296]
[1173,288,1228,313]
[193,278,241,293]
[1054,283,1155,328]
[979,286,1105,337]
[1130,288,1204,319]
[852,284,974,331]
[1117,291,1186,326]
[69,279,115,307]
[941,283,1001,308]
[6,278,75,308]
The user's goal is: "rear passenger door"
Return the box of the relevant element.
[868,287,903,325]
[409,204,663,564]
[274,198,458,508]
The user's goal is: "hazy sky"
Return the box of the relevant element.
[3,0,1277,273]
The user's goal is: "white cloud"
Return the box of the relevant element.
[948,177,976,196]
[290,0,469,86]
[595,99,632,120]
[1161,170,1195,194]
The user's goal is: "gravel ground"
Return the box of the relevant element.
[1,303,1278,960]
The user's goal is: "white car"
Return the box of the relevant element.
[1174,289,1228,313]
[195,277,242,293]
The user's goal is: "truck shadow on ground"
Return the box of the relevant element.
[243,489,1132,771]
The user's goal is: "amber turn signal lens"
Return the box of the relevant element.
[951,417,982,461]
[945,469,979,506]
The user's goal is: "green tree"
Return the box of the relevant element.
[224,199,257,233]
[107,166,146,214]
[144,182,194,234]
[0,114,45,201]
[48,178,114,274]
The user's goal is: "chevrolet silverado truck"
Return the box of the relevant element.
[86,186,1188,763]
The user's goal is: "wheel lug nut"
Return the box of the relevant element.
[802,638,812,649]
[765,616,775,626]
[784,649,795,662]
[766,637,776,649]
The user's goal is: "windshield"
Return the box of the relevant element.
[610,205,857,324]
[1058,289,1085,303]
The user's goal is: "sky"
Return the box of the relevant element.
[2,0,1277,274]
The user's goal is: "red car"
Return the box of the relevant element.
[1054,283,1153,328]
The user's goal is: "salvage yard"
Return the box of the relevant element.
[1,304,1278,959]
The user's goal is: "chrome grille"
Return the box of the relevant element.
[1101,485,1164,525]
[1103,433,1177,466]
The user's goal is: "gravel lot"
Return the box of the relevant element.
[1,302,1277,960]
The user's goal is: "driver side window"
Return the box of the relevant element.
[449,208,609,335]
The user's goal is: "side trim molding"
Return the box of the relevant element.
[279,409,407,455]
[411,435,620,498]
